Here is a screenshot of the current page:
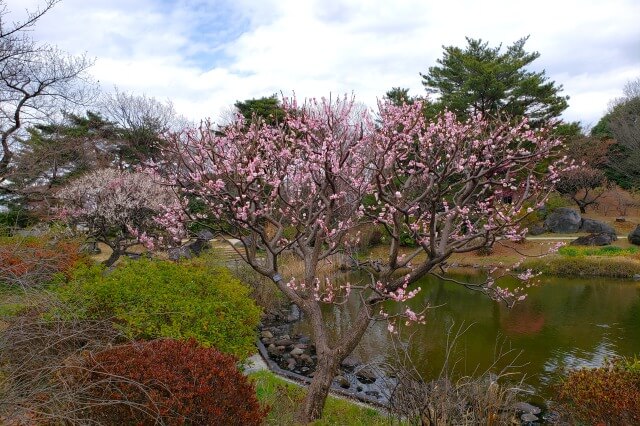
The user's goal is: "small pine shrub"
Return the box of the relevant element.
[54,259,261,359]
[0,235,84,288]
[78,339,268,425]
[555,360,640,425]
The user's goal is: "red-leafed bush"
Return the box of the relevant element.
[554,360,640,425]
[0,235,84,288]
[80,338,268,425]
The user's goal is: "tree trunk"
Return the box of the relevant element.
[102,246,121,267]
[292,299,375,424]
[294,352,341,423]
[578,203,586,214]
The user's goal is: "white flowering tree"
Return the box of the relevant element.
[57,168,180,266]
[160,96,563,423]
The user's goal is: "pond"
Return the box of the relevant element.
[292,270,640,403]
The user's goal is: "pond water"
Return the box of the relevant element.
[292,271,640,403]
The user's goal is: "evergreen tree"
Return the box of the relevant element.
[421,36,568,124]
[234,95,285,126]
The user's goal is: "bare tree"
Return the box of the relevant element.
[555,167,608,213]
[100,88,183,168]
[0,0,95,188]
[598,78,640,189]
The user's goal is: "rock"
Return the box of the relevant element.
[274,338,294,347]
[168,246,192,261]
[364,390,380,398]
[196,229,214,241]
[633,274,640,281]
[187,238,210,255]
[260,330,274,339]
[570,233,615,246]
[298,335,311,344]
[299,354,314,365]
[628,225,640,245]
[514,402,541,415]
[293,343,308,350]
[580,218,616,237]
[267,344,279,356]
[276,346,286,353]
[616,216,627,222]
[335,375,350,389]
[520,413,539,423]
[341,355,361,371]
[290,347,304,356]
[544,208,581,233]
[528,224,546,236]
[286,358,296,371]
[355,366,377,384]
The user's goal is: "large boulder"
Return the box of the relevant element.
[571,233,616,246]
[187,238,210,255]
[544,208,582,233]
[196,229,214,241]
[580,218,617,237]
[628,225,640,245]
[168,246,192,261]
[528,224,546,236]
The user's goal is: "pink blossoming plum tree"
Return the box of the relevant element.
[159,96,562,423]
[57,168,179,266]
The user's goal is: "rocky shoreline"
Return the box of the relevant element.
[257,303,547,424]
[257,305,389,405]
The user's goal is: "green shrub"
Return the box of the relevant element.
[522,256,640,278]
[54,259,261,359]
[558,245,638,257]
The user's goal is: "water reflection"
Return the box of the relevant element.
[292,271,640,399]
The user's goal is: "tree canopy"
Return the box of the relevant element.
[421,36,568,123]
[591,78,640,188]
[159,95,562,422]
[0,0,94,187]
[234,95,285,126]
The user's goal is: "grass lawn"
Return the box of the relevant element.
[249,370,396,425]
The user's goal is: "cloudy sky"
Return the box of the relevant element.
[7,0,640,127]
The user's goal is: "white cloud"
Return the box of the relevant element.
[4,0,640,125]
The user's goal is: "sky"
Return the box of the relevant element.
[6,0,640,128]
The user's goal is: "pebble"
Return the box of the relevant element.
[290,347,304,356]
